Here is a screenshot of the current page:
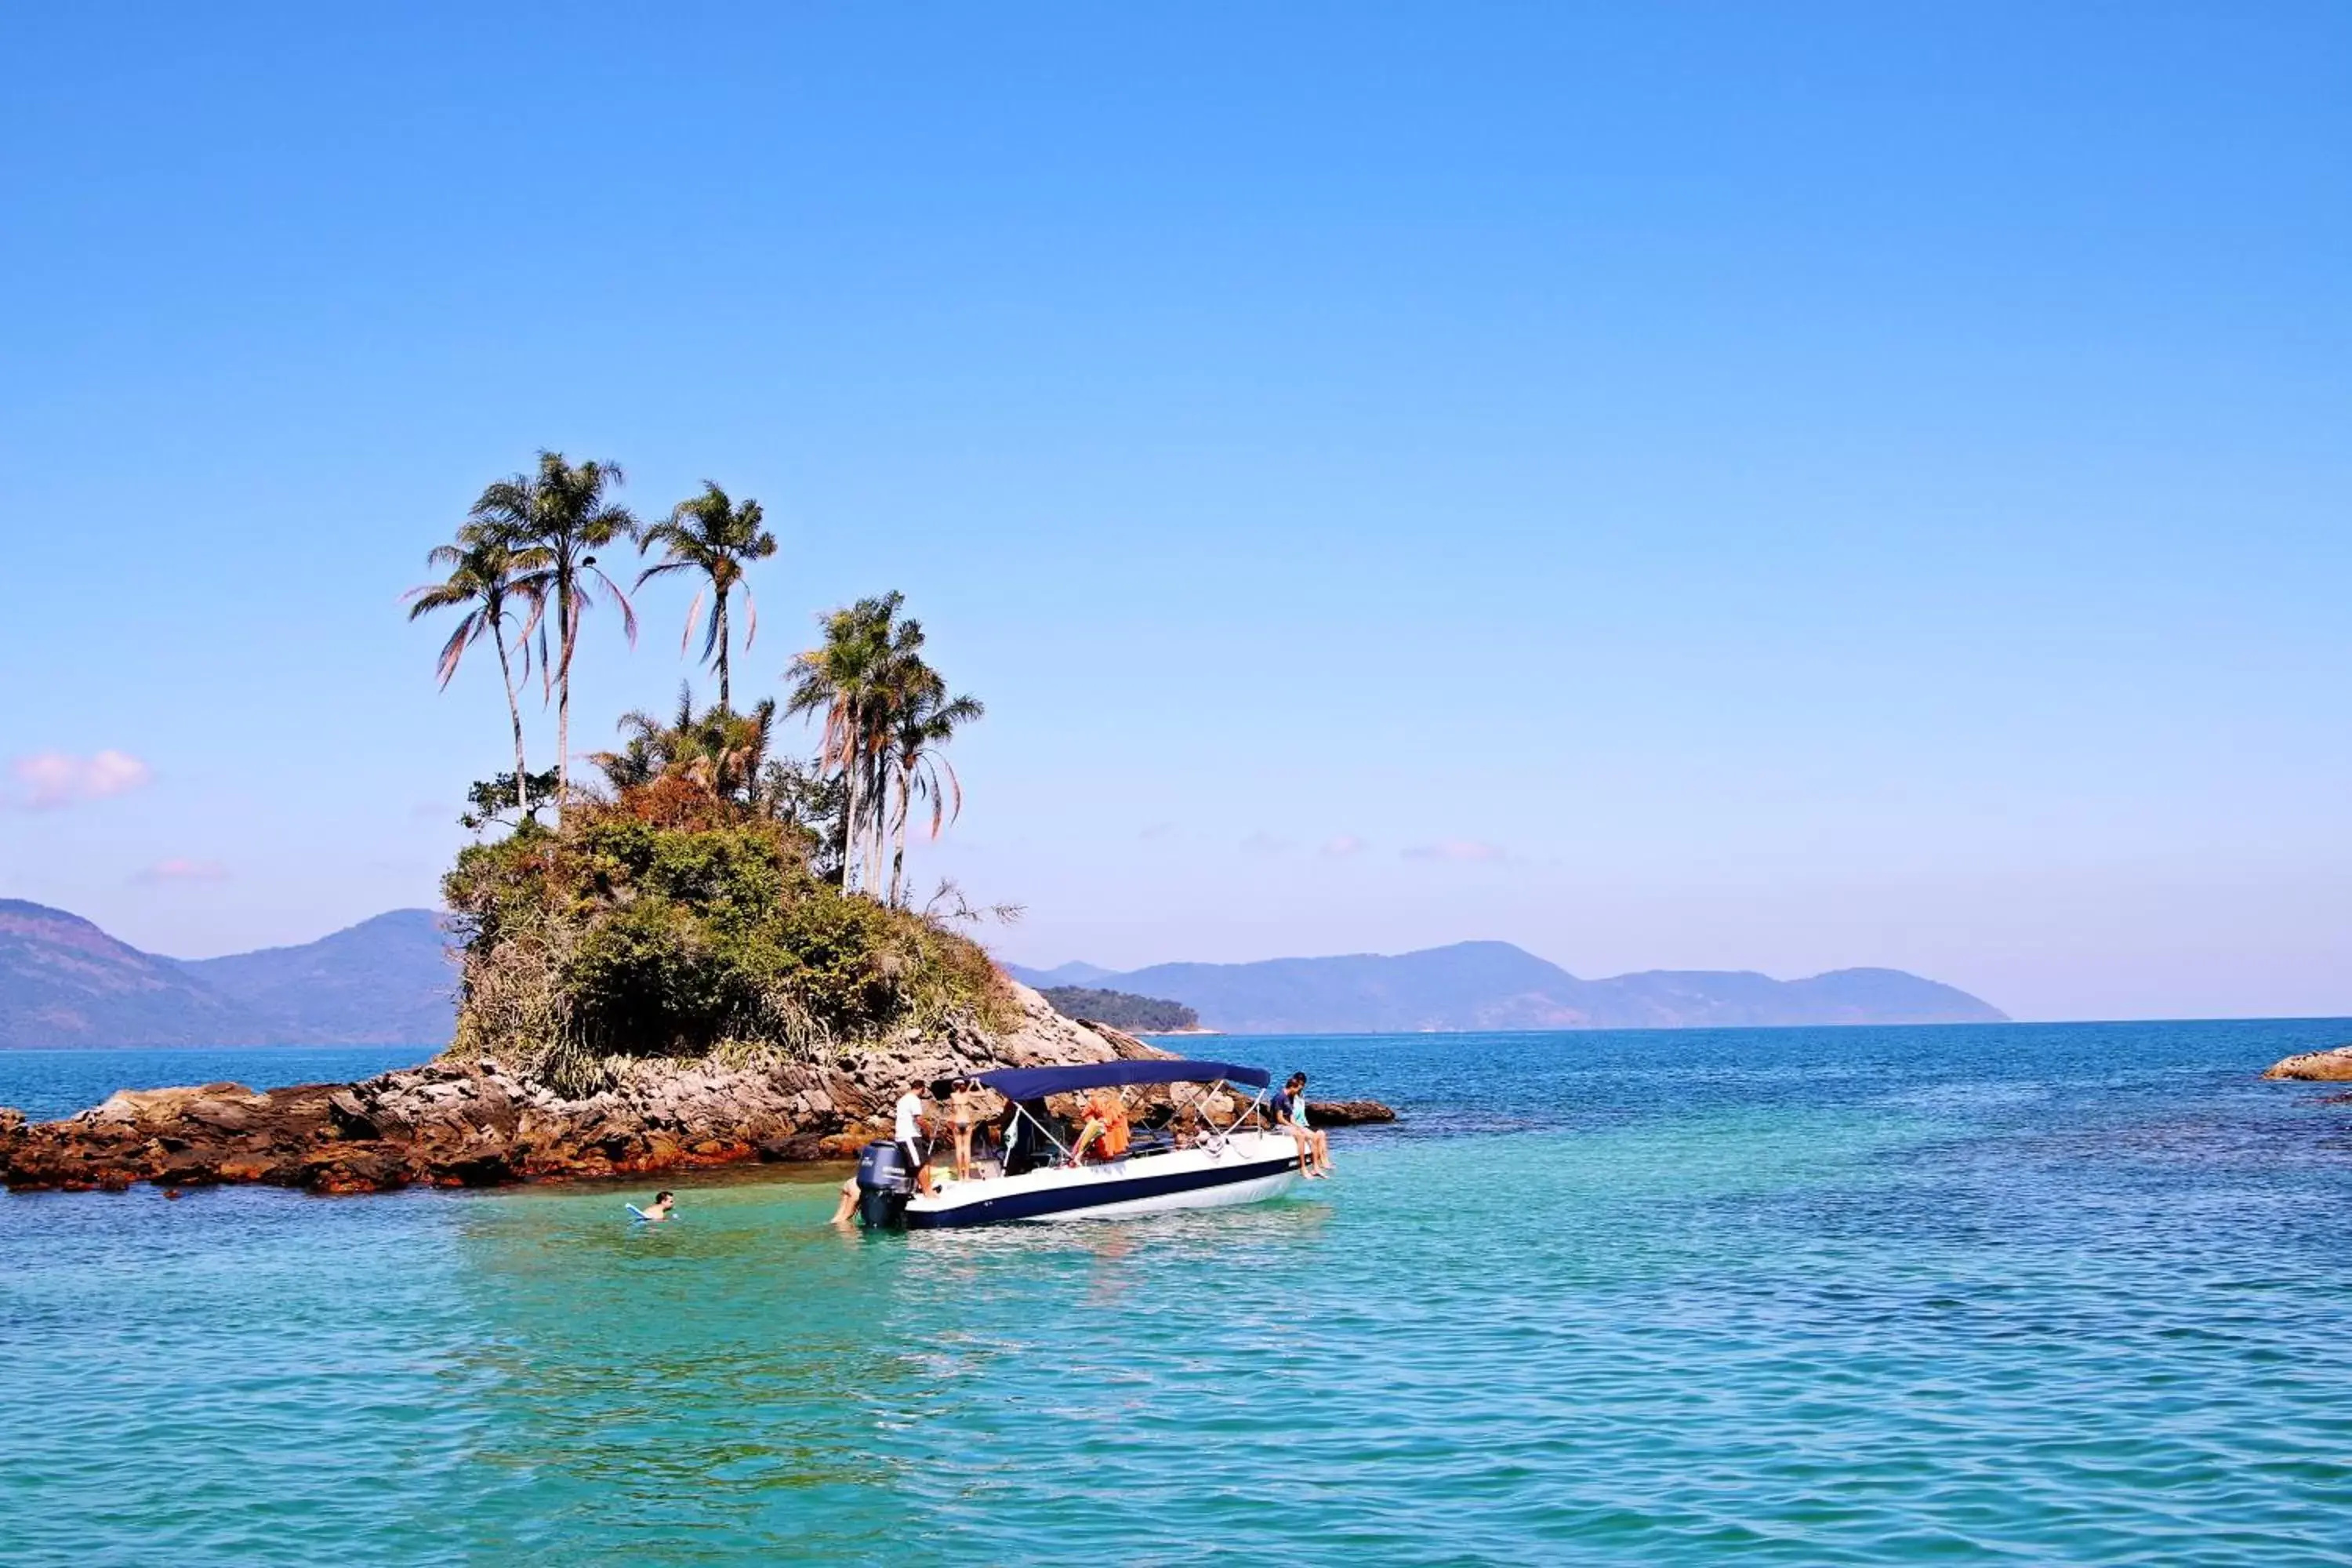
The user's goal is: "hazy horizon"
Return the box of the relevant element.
[4,4,2346,1023]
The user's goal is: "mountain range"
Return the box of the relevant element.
[0,898,2005,1048]
[0,900,456,1048]
[1004,942,2006,1033]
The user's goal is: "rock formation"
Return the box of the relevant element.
[0,983,1396,1194]
[2262,1045,2352,1082]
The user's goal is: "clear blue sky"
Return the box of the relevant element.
[3,2,2346,1021]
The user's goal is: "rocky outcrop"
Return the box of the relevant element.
[2263,1045,2352,1082]
[0,984,1398,1195]
[1307,1099,1397,1127]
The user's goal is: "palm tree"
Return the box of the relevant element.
[883,685,983,906]
[784,593,902,893]
[636,481,777,711]
[593,684,779,808]
[404,532,543,817]
[471,452,640,815]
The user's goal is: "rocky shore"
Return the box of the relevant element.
[0,985,1396,1195]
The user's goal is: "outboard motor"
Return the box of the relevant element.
[855,1139,911,1229]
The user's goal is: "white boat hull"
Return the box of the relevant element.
[902,1131,1305,1229]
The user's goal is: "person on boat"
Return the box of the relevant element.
[1274,1073,1330,1178]
[894,1082,941,1197]
[1069,1086,1131,1163]
[641,1190,677,1221]
[940,1076,983,1181]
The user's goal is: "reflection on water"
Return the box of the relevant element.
[4,1018,2351,1564]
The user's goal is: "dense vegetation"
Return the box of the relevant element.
[412,451,1007,1091]
[1038,986,1201,1033]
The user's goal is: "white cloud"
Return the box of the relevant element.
[1403,838,1507,863]
[1319,834,1367,858]
[133,858,228,885]
[10,750,152,810]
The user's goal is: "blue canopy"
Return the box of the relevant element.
[975,1058,1271,1101]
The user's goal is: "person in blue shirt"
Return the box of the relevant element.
[1271,1072,1330,1179]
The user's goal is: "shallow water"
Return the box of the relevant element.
[4,1021,2350,1563]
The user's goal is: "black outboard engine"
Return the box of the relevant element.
[855,1139,911,1229]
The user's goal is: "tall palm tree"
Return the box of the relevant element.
[404,532,543,817]
[785,592,902,893]
[472,452,640,816]
[883,685,983,906]
[636,481,776,711]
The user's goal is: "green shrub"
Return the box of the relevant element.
[441,793,1011,1086]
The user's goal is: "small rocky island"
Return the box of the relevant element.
[0,757,1391,1195]
[0,521,1392,1196]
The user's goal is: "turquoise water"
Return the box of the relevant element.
[5,1020,2350,1563]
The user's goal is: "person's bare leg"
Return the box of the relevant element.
[831,1176,858,1225]
[955,1126,973,1181]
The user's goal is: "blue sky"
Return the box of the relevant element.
[3,2,2346,1020]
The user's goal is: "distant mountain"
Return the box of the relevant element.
[172,909,458,1046]
[0,900,457,1048]
[0,900,260,1048]
[1019,941,2005,1034]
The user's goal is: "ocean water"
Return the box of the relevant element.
[4,1020,2350,1564]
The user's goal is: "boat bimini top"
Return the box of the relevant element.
[971,1059,1272,1098]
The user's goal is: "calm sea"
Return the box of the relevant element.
[4,1020,2350,1564]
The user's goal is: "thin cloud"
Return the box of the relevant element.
[10,750,151,810]
[1319,834,1367,858]
[1240,831,1294,857]
[1138,821,1178,841]
[1403,838,1508,863]
[133,858,228,885]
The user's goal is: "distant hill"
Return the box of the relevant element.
[0,900,456,1048]
[1036,985,1204,1033]
[172,909,458,1046]
[0,900,260,1048]
[1015,941,2006,1034]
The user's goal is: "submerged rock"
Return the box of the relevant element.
[2263,1046,2352,1082]
[0,982,1398,1196]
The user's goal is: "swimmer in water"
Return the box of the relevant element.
[641,1190,677,1221]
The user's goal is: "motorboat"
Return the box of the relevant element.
[852,1058,1305,1229]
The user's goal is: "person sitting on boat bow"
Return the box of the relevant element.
[1273,1073,1330,1179]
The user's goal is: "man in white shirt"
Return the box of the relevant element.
[893,1083,939,1196]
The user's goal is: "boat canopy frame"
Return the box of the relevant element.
[975,1060,1276,1174]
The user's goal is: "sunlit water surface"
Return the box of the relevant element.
[5,1021,2350,1563]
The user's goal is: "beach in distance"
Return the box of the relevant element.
[5,1018,2350,1563]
